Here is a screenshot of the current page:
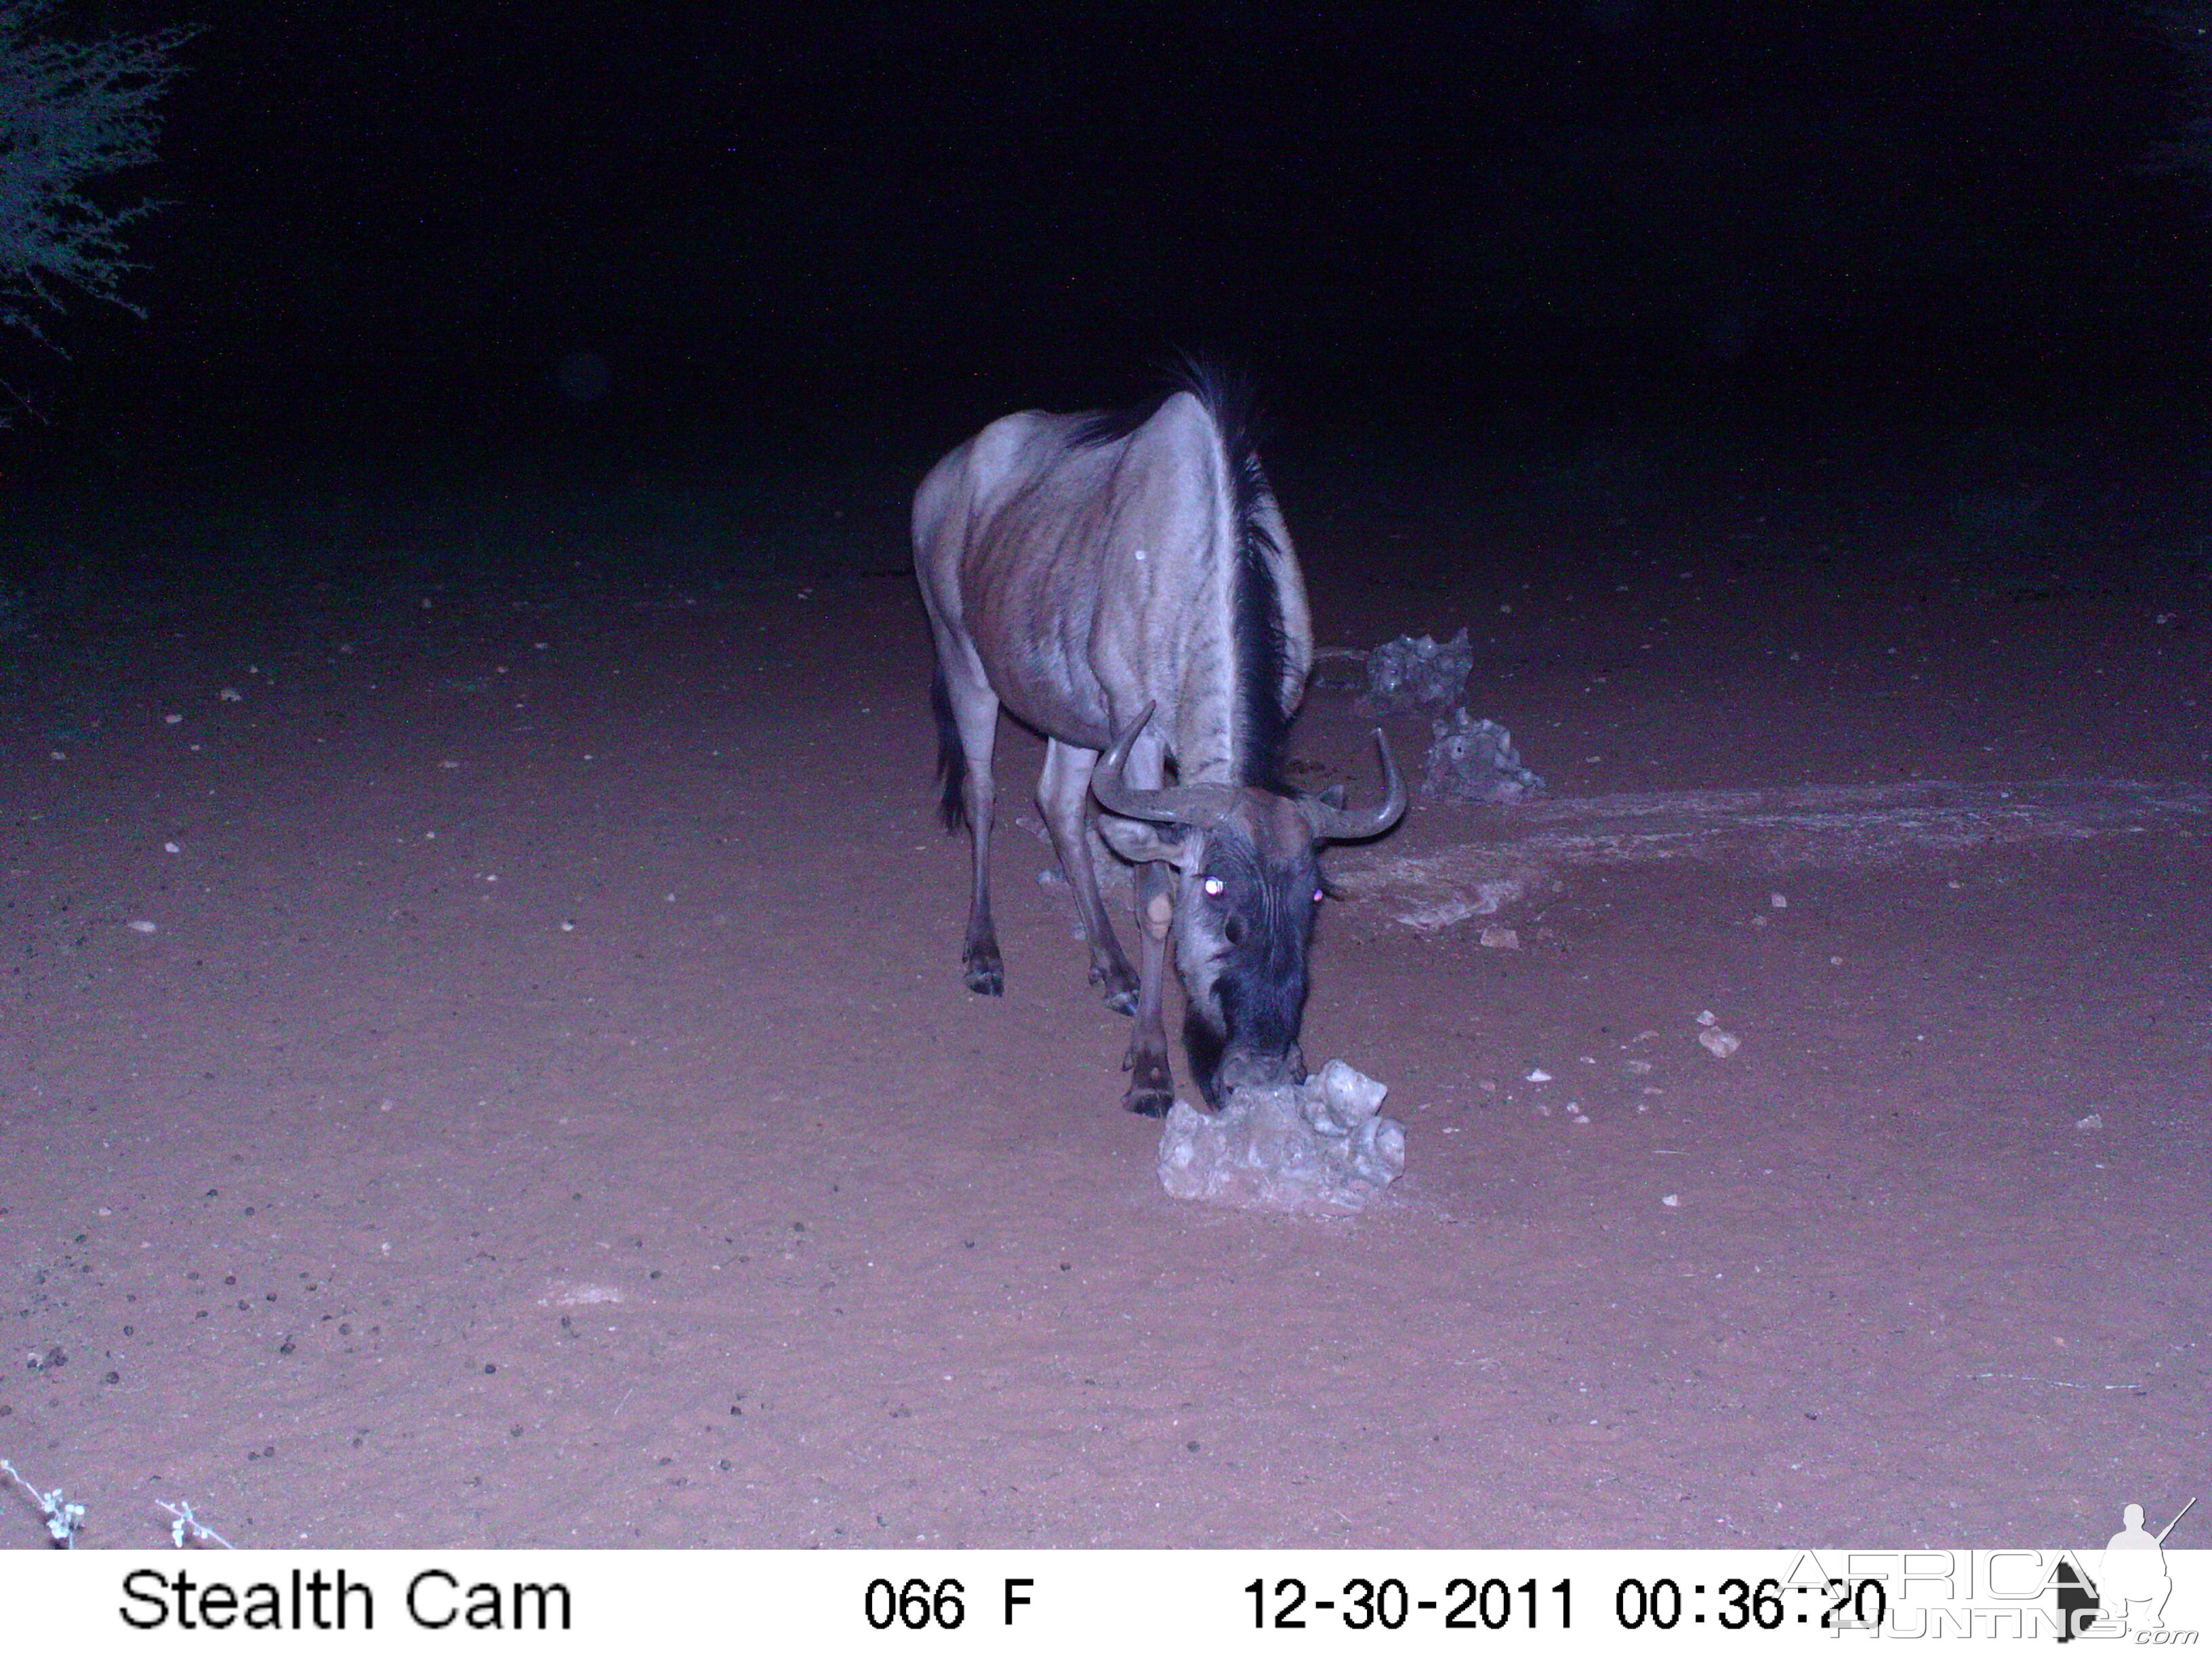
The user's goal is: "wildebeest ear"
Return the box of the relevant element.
[1318,784,1349,811]
[1095,813,1193,867]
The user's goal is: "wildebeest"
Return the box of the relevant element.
[913,367,1404,1115]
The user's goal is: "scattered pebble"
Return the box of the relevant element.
[1696,1010,1717,1027]
[163,713,183,725]
[163,842,180,855]
[127,920,158,935]
[220,688,243,703]
[1698,1028,1741,1059]
[2074,1113,2103,1131]
[1662,1193,1680,1208]
[1769,891,1788,909]
[1525,1067,1552,1082]
[1479,924,1519,949]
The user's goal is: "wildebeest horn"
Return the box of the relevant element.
[1090,703,1237,828]
[1302,730,1406,842]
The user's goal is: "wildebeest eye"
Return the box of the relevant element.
[1313,888,1325,904]
[1201,876,1226,898]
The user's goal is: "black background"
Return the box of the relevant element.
[7,0,2209,506]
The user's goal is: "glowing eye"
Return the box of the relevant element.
[1313,888,1326,904]
[1201,876,1226,898]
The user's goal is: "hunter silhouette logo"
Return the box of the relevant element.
[2057,1496,2196,1641]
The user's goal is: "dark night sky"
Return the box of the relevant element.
[22,0,2212,475]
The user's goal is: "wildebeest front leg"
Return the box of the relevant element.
[1038,739,1140,1013]
[1120,860,1176,1116]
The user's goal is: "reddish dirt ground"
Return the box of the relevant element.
[3,471,2207,1549]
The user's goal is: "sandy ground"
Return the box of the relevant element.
[2,466,2207,1549]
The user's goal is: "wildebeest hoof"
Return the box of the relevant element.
[1122,1084,1175,1118]
[963,955,1004,996]
[1090,962,1140,1015]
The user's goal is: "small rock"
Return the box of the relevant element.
[1662,1193,1680,1208]
[1479,924,1519,949]
[220,687,244,703]
[127,920,158,935]
[1423,709,1544,804]
[2074,1113,2103,1131]
[1526,1067,1552,1082]
[1361,629,1473,714]
[1698,1028,1740,1059]
[1769,891,1788,909]
[1696,1010,1718,1027]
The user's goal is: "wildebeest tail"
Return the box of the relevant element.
[930,660,968,832]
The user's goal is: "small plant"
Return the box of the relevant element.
[156,1498,234,1551]
[6,1454,238,1548]
[1,1454,85,1547]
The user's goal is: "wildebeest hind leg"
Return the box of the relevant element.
[1120,860,1176,1115]
[945,667,1004,996]
[1038,739,1139,1013]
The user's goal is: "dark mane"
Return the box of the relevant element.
[1184,361,1292,791]
[1067,398,1160,450]
[1068,360,1292,789]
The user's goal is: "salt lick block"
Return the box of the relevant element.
[1157,1059,1407,1215]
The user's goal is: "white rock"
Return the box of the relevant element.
[1698,1028,1741,1059]
[2074,1113,2103,1131]
[1158,1060,1406,1216]
[1316,1058,1388,1130]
